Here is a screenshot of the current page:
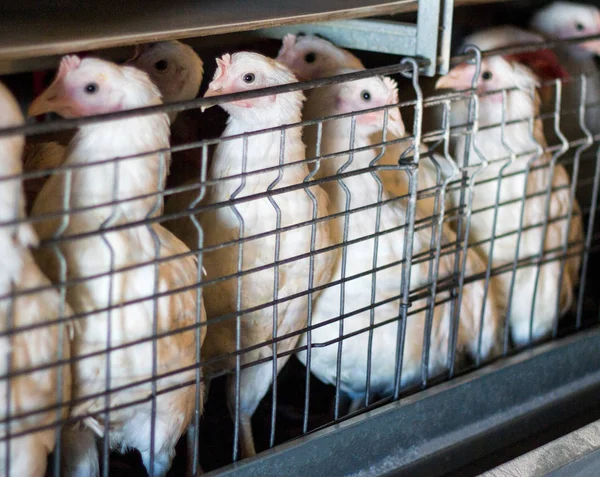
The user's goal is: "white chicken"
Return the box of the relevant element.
[25,41,204,209]
[530,1,600,135]
[298,74,502,409]
[168,52,334,458]
[530,1,600,209]
[436,56,583,346]
[28,55,206,477]
[461,25,570,107]
[276,33,452,218]
[275,33,365,80]
[0,81,72,477]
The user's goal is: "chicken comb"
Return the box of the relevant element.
[281,34,297,53]
[505,49,569,81]
[214,53,232,81]
[57,55,82,79]
[382,76,399,104]
[217,53,232,67]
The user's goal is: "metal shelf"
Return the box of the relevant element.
[0,0,415,63]
[1,0,515,66]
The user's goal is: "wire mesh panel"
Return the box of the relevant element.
[0,9,599,477]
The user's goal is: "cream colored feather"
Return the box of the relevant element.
[0,81,72,477]
[29,57,206,477]
[166,52,335,458]
[440,57,583,346]
[297,75,502,407]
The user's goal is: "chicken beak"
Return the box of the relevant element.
[28,81,68,117]
[581,39,600,56]
[201,86,224,112]
[435,64,475,91]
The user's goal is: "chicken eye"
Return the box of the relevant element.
[361,90,371,101]
[576,22,585,32]
[482,71,493,81]
[154,60,168,71]
[305,52,316,64]
[85,83,99,94]
[243,73,255,83]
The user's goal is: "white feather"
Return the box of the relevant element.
[447,57,583,346]
[0,81,72,477]
[166,52,335,458]
[297,76,502,404]
[30,59,206,477]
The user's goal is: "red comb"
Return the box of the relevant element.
[214,54,232,81]
[281,34,296,53]
[505,49,569,81]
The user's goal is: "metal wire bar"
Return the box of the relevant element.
[448,45,482,375]
[3,284,14,477]
[332,115,356,420]
[526,79,567,344]
[230,136,248,462]
[553,74,592,336]
[267,129,286,450]
[188,144,209,477]
[577,144,600,326]
[364,109,390,407]
[301,120,323,434]
[393,58,421,399]
[420,99,457,385]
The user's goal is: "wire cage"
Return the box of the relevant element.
[1,1,600,476]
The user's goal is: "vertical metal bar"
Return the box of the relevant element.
[394,58,421,398]
[557,74,591,333]
[416,0,442,77]
[333,116,356,420]
[3,286,14,477]
[420,151,439,387]
[448,46,482,376]
[230,136,248,462]
[266,130,285,449]
[100,159,120,477]
[503,92,543,354]
[147,152,168,477]
[422,101,458,386]
[52,166,72,477]
[365,109,388,407]
[5,173,21,477]
[528,80,567,343]
[302,121,323,434]
[188,144,209,476]
[577,143,600,326]
[476,89,513,364]
[438,0,455,75]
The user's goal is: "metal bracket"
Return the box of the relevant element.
[255,0,454,76]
